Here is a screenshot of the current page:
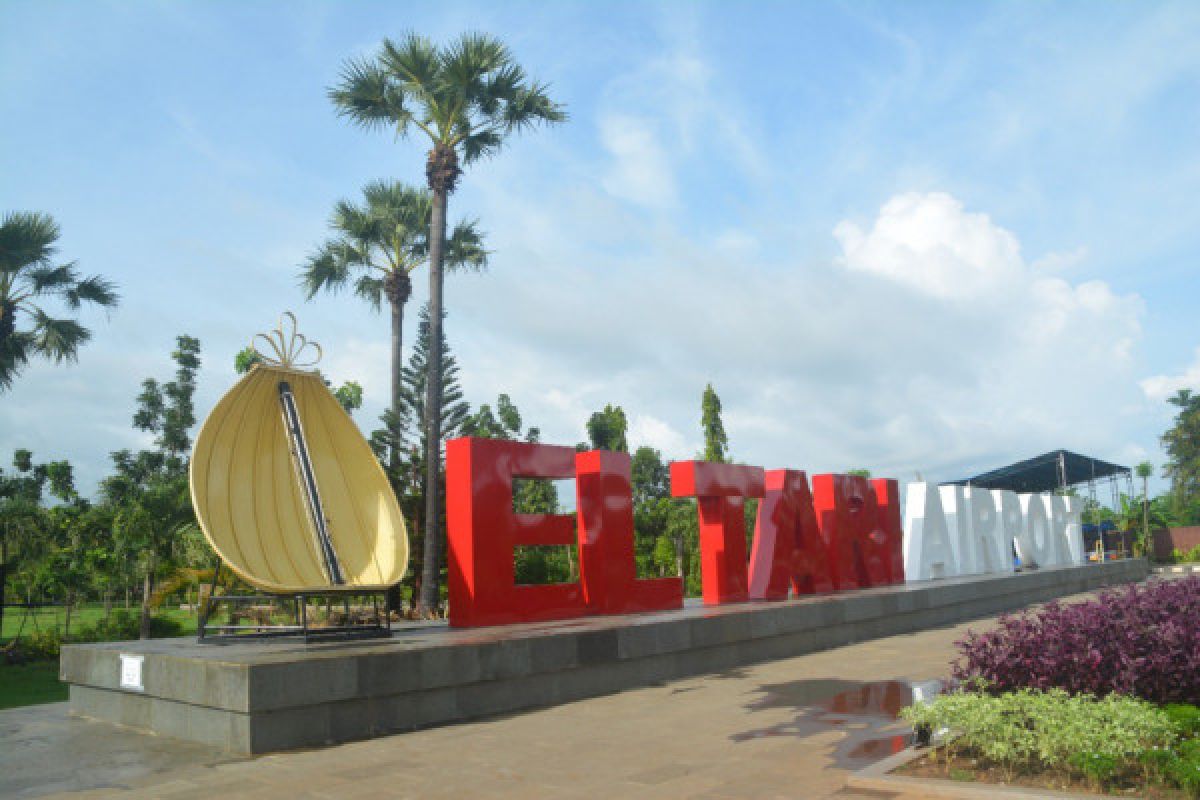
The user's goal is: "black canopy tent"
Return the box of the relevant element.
[946,450,1135,557]
[944,450,1131,495]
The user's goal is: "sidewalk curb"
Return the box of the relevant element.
[845,745,1104,799]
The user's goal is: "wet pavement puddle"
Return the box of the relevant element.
[729,678,943,768]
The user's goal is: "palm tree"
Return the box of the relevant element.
[0,211,118,391]
[302,182,485,613]
[301,180,485,481]
[330,32,565,615]
[1136,461,1154,555]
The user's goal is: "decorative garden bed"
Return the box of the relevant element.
[853,577,1200,798]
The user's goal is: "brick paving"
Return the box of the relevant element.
[4,588,1122,799]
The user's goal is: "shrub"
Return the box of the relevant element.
[20,629,63,660]
[1167,704,1200,738]
[901,688,1176,786]
[76,609,184,642]
[953,576,1200,704]
[1172,545,1200,564]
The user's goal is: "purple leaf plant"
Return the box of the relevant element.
[953,576,1200,705]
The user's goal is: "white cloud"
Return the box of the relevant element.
[628,414,691,458]
[833,191,1024,300]
[1032,246,1089,273]
[599,114,677,210]
[1141,346,1200,401]
[441,187,1146,484]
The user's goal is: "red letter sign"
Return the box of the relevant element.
[446,438,585,627]
[748,469,835,600]
[812,474,902,589]
[872,478,905,584]
[576,450,683,614]
[671,461,765,605]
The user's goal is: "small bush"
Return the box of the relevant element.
[1167,704,1200,738]
[20,629,62,660]
[1172,545,1200,564]
[902,688,1176,787]
[76,609,184,642]
[1160,740,1200,794]
[953,576,1200,704]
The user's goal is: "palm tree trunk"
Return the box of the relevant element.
[0,536,7,641]
[1143,475,1150,557]
[417,184,449,617]
[385,297,405,614]
[140,558,155,640]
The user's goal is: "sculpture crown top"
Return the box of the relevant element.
[251,312,323,369]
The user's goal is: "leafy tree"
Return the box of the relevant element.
[331,32,566,615]
[462,393,540,442]
[104,336,205,637]
[131,336,200,474]
[1162,389,1200,519]
[629,446,671,578]
[631,446,669,506]
[1136,461,1154,550]
[0,450,50,638]
[701,383,728,463]
[586,404,628,452]
[847,468,872,478]
[0,211,119,391]
[300,181,485,478]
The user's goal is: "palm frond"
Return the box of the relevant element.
[353,274,386,311]
[380,33,441,134]
[300,242,355,298]
[445,219,489,272]
[0,211,60,274]
[333,198,382,243]
[65,274,119,309]
[329,57,410,133]
[31,310,89,363]
[23,263,78,296]
[459,127,504,163]
[504,80,568,131]
[0,330,34,391]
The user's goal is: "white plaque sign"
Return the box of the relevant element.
[119,653,144,692]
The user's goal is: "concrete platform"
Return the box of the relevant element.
[60,559,1147,754]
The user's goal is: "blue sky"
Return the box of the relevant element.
[3,0,1199,496]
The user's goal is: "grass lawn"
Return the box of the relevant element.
[0,605,201,712]
[1,604,199,641]
[0,661,68,710]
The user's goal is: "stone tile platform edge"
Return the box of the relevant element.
[846,743,1106,799]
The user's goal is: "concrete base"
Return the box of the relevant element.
[60,559,1147,754]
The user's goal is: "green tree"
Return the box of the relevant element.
[631,446,669,506]
[1162,389,1200,520]
[131,336,201,474]
[586,404,628,452]
[0,211,119,391]
[630,446,671,578]
[1136,461,1153,553]
[462,393,540,442]
[300,181,485,478]
[700,383,728,463]
[331,32,566,615]
[0,450,51,638]
[105,336,205,637]
[847,468,872,479]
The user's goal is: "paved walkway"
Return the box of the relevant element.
[4,591,1107,800]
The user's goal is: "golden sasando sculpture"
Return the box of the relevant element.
[189,313,408,596]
